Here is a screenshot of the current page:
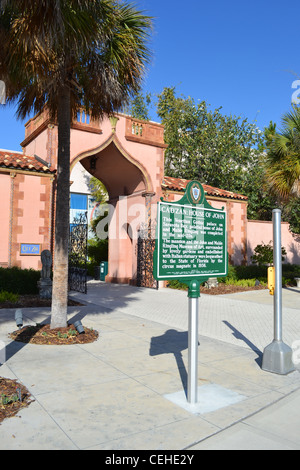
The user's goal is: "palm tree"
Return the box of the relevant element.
[265,107,300,199]
[0,0,152,328]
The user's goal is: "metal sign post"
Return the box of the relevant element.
[188,280,200,404]
[262,209,295,375]
[153,181,228,404]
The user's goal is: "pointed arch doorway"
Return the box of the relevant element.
[71,133,157,286]
[20,110,166,288]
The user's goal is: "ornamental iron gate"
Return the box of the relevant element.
[137,223,158,290]
[68,212,88,294]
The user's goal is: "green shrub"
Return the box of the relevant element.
[87,238,108,265]
[251,241,287,265]
[0,267,40,295]
[218,265,238,283]
[282,264,300,281]
[225,278,253,287]
[167,280,188,290]
[234,265,267,280]
[86,238,108,278]
[282,276,296,287]
[225,278,267,287]
[0,290,19,302]
[1,392,20,406]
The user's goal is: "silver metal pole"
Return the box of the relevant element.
[188,297,199,404]
[262,209,295,375]
[273,209,282,341]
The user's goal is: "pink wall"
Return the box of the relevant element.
[0,174,10,267]
[24,135,48,162]
[0,170,53,271]
[106,193,147,283]
[247,220,300,265]
[15,175,47,269]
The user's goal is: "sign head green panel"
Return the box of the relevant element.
[153,181,228,284]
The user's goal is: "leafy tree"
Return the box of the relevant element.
[125,91,152,121]
[281,196,300,234]
[0,0,152,328]
[262,113,300,234]
[125,87,300,232]
[251,242,287,266]
[88,177,108,205]
[264,120,277,147]
[156,87,271,219]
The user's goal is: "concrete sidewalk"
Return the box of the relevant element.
[0,282,299,450]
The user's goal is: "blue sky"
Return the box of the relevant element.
[1,0,299,151]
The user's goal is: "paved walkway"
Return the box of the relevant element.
[0,282,299,450]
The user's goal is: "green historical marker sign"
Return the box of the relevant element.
[153,181,228,286]
[153,181,228,405]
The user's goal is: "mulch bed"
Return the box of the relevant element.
[1,293,98,344]
[168,283,267,295]
[9,323,99,346]
[0,377,33,424]
[199,283,266,295]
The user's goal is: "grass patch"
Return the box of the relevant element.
[224,278,267,287]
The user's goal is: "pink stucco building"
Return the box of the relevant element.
[0,109,299,283]
[0,150,55,270]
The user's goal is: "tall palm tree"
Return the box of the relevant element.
[265,106,300,199]
[0,0,152,328]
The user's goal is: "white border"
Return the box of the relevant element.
[156,201,228,280]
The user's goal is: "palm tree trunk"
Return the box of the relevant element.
[50,85,71,329]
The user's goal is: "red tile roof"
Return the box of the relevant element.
[0,150,55,174]
[162,176,248,201]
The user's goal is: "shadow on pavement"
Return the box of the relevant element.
[223,320,263,367]
[150,329,200,398]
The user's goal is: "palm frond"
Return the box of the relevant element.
[0,0,153,119]
[265,106,300,198]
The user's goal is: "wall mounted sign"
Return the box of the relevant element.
[20,244,41,256]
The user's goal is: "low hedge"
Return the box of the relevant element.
[167,264,300,290]
[220,264,300,287]
[0,267,40,295]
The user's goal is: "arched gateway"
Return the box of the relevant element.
[0,108,254,285]
[21,110,167,285]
